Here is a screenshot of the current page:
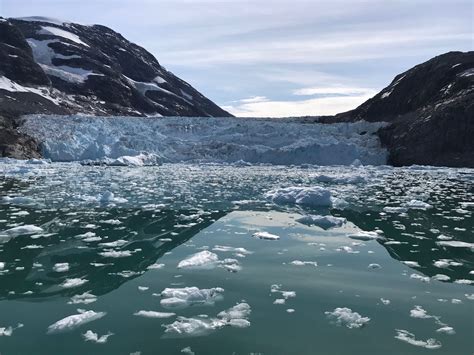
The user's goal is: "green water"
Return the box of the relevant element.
[0,163,472,354]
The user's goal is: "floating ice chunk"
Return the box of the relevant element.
[296,215,346,229]
[394,329,441,349]
[436,326,455,335]
[82,330,113,343]
[147,263,165,270]
[0,262,4,270]
[380,298,390,305]
[436,234,452,241]
[61,278,88,288]
[410,306,431,319]
[99,250,133,258]
[2,225,43,237]
[99,240,127,248]
[181,347,195,355]
[348,230,382,241]
[404,200,433,210]
[162,316,224,337]
[212,245,252,256]
[337,246,359,254]
[217,303,252,323]
[265,186,332,207]
[454,279,473,285]
[47,310,106,334]
[383,206,408,213]
[138,286,149,292]
[286,308,295,313]
[368,263,381,269]
[1,196,34,205]
[410,274,430,283]
[160,287,224,309]
[98,191,128,205]
[325,307,370,329]
[0,323,23,337]
[134,311,176,318]
[290,260,318,267]
[53,263,69,272]
[177,251,219,269]
[68,292,97,304]
[436,241,474,249]
[253,231,280,240]
[273,299,286,305]
[219,258,242,273]
[432,274,450,281]
[402,261,420,268]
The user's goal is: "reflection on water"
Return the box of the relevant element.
[0,206,227,300]
[0,162,472,354]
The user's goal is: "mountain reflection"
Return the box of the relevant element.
[0,207,227,300]
[336,208,473,284]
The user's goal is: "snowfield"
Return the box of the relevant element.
[20,115,388,165]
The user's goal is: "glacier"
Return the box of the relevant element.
[20,115,388,165]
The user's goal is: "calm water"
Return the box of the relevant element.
[0,162,472,354]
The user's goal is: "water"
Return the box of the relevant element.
[0,162,472,354]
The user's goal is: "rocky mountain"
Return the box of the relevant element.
[329,51,474,167]
[0,16,231,119]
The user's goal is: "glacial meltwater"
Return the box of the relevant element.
[0,161,472,354]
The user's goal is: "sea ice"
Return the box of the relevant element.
[325,307,370,329]
[133,311,176,318]
[295,215,346,229]
[160,287,224,309]
[394,329,441,349]
[177,251,219,269]
[47,310,106,334]
[82,330,113,343]
[253,231,280,240]
[265,186,332,207]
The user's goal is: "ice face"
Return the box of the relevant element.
[20,115,388,165]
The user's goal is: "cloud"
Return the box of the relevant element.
[223,86,377,117]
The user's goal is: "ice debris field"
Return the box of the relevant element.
[0,149,472,353]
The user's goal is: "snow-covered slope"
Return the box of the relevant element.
[0,17,231,117]
[20,115,388,165]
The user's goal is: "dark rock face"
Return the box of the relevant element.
[0,16,231,118]
[332,51,474,167]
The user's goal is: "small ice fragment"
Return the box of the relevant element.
[394,329,441,349]
[325,307,370,329]
[53,263,69,272]
[133,310,175,318]
[160,287,224,309]
[138,286,149,292]
[368,263,381,269]
[47,310,106,334]
[253,231,280,240]
[295,215,345,229]
[290,260,318,267]
[61,278,88,288]
[436,326,455,335]
[402,261,420,268]
[68,292,97,305]
[82,330,113,343]
[177,251,219,269]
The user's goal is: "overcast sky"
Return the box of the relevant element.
[2,0,472,117]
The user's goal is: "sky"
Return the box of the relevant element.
[1,0,473,117]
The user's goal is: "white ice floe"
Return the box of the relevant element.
[410,306,432,319]
[402,261,420,268]
[134,311,176,318]
[325,307,370,329]
[21,116,387,165]
[368,263,381,269]
[253,231,280,240]
[410,274,430,283]
[160,287,224,310]
[432,274,450,281]
[433,259,462,268]
[265,186,332,207]
[348,230,382,241]
[0,323,23,336]
[1,225,44,237]
[47,310,106,334]
[436,326,455,335]
[436,241,474,250]
[147,263,165,270]
[60,278,88,288]
[177,251,219,270]
[394,329,441,349]
[53,263,70,272]
[290,260,318,267]
[163,302,251,337]
[68,292,97,304]
[212,245,252,257]
[380,298,390,305]
[99,250,133,258]
[82,330,113,343]
[99,240,128,248]
[295,215,346,229]
[404,200,433,210]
